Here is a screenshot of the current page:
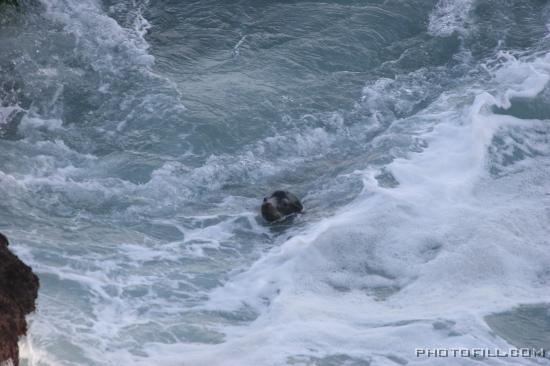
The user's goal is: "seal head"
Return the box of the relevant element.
[261,191,303,222]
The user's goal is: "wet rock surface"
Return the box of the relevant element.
[0,233,39,366]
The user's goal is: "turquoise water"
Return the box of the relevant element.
[1,0,550,365]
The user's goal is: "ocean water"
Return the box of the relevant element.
[1,0,549,365]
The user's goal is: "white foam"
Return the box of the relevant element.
[39,0,154,69]
[428,0,475,37]
[132,51,550,366]
[0,105,23,126]
[11,4,550,365]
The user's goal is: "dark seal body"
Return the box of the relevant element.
[261,191,303,222]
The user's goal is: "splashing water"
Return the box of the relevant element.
[0,0,549,365]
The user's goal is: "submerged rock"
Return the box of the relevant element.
[0,233,39,366]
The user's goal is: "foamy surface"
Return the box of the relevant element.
[0,0,549,365]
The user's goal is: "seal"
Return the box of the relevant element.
[261,191,303,222]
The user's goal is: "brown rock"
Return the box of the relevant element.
[0,233,39,366]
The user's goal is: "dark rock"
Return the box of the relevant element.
[0,233,39,366]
